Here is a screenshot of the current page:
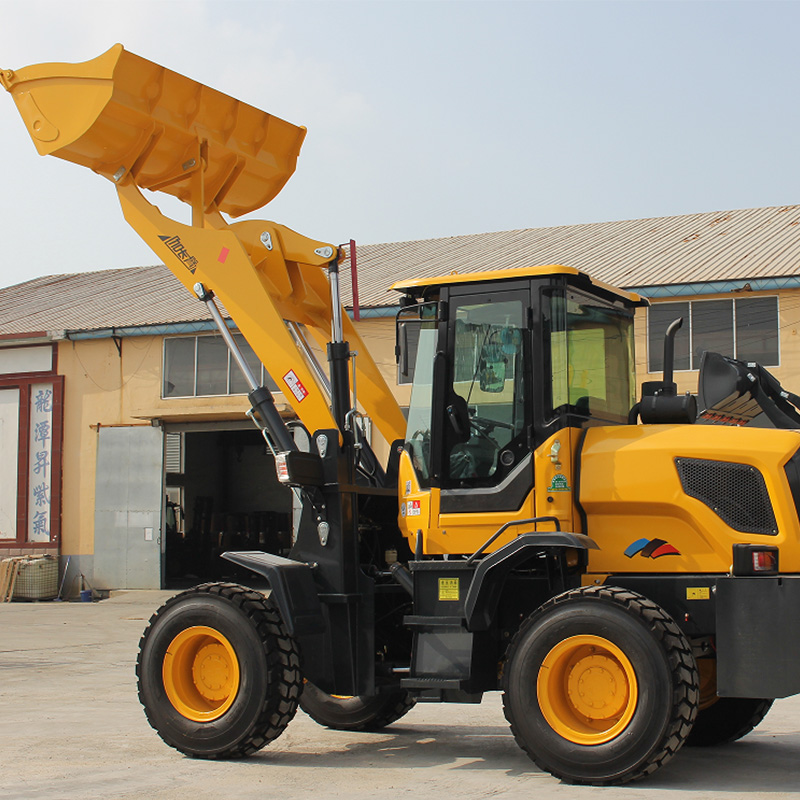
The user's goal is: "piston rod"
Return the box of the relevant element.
[193,282,296,453]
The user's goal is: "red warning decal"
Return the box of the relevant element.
[283,369,309,402]
[218,246,230,263]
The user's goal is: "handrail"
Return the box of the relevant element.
[467,516,562,564]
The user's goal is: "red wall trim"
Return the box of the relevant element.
[0,369,63,547]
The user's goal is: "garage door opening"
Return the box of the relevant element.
[164,426,292,588]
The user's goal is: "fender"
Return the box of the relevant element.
[222,551,326,636]
[463,532,598,631]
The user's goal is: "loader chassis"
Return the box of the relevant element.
[6,45,800,786]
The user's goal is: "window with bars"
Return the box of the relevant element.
[647,296,779,372]
[162,333,279,398]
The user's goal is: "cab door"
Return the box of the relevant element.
[431,284,535,554]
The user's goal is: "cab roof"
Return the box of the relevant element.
[390,264,646,306]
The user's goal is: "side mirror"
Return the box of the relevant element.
[397,322,410,378]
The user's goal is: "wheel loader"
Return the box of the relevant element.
[5,45,800,785]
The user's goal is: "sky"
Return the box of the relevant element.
[1,0,800,289]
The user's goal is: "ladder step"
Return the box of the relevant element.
[403,615,465,629]
[401,677,466,690]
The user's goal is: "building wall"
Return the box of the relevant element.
[636,288,800,397]
[56,335,292,571]
[56,323,400,573]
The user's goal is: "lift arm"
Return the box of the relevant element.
[2,44,406,447]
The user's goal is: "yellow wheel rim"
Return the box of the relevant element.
[163,626,240,722]
[537,634,638,745]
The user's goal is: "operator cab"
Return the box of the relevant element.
[393,265,645,492]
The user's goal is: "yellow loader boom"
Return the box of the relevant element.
[2,44,405,447]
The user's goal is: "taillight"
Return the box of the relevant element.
[732,543,779,576]
[752,550,778,572]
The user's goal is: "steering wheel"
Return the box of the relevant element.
[469,415,514,435]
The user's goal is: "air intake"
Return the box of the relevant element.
[675,458,777,535]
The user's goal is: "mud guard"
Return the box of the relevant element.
[222,551,325,637]
[464,532,598,631]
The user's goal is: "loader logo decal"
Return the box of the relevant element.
[548,473,571,492]
[158,235,198,272]
[624,538,681,559]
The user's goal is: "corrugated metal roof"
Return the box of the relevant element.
[0,265,211,336]
[3,203,800,337]
[341,204,800,307]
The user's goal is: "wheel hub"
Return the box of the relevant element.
[537,634,638,745]
[192,643,233,701]
[568,653,629,720]
[163,626,240,722]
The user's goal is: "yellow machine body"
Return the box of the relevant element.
[580,424,800,575]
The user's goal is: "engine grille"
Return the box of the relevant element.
[675,458,778,535]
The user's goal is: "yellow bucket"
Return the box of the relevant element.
[1,44,306,216]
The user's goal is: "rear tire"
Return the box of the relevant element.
[687,657,773,746]
[300,682,415,731]
[502,586,699,785]
[137,583,302,758]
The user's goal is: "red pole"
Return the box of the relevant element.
[349,238,361,321]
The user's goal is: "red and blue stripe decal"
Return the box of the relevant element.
[624,538,681,559]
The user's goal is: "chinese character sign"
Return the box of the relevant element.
[28,384,53,542]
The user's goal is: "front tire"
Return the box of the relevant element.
[502,586,699,785]
[137,583,302,758]
[300,682,415,731]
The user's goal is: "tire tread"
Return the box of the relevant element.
[502,585,699,785]
[136,582,302,759]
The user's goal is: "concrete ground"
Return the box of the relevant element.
[2,591,800,800]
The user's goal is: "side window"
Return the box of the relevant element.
[397,323,421,385]
[401,301,441,488]
[547,289,635,424]
[403,322,438,487]
[443,296,527,487]
[647,297,779,371]
[163,333,278,398]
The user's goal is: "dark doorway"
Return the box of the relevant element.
[164,427,292,587]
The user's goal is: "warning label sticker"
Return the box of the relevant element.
[283,370,309,402]
[407,500,421,517]
[686,587,711,600]
[439,578,460,601]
